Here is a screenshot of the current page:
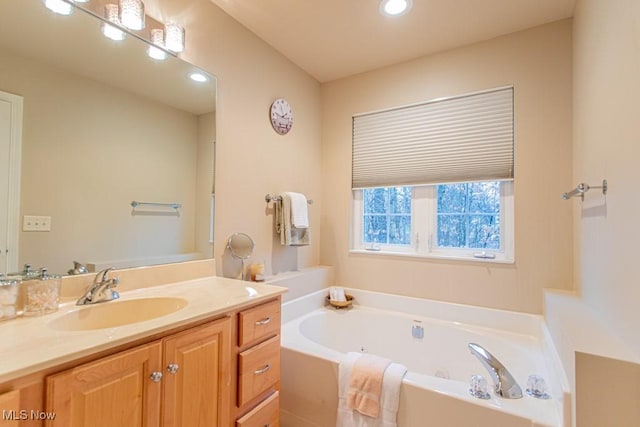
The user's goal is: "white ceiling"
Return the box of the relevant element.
[209,0,576,82]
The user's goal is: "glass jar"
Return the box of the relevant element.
[0,277,20,321]
[23,269,61,316]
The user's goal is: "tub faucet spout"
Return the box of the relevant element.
[468,343,522,399]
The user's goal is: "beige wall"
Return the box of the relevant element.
[573,0,640,356]
[145,0,322,278]
[0,47,201,275]
[320,20,574,314]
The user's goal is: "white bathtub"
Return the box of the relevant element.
[280,288,570,427]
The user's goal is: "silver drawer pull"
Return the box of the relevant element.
[167,363,179,374]
[150,371,163,382]
[255,317,271,325]
[254,364,271,375]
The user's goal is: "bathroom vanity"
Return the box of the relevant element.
[0,275,285,427]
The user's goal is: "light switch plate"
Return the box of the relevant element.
[23,216,51,232]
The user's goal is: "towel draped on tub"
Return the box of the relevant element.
[337,352,407,427]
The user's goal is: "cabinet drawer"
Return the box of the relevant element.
[236,391,279,427]
[238,299,281,347]
[238,335,280,406]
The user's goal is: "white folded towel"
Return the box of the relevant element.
[283,191,309,228]
[337,352,407,427]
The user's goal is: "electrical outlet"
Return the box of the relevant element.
[23,216,52,232]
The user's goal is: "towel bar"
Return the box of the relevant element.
[131,200,182,210]
[561,180,607,201]
[265,194,313,205]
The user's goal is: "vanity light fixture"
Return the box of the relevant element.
[43,0,188,56]
[379,0,413,17]
[119,0,145,30]
[164,22,185,53]
[101,4,126,41]
[188,72,208,83]
[44,0,73,16]
[147,29,168,61]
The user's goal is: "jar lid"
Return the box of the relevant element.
[0,278,19,286]
[38,268,61,281]
[21,267,60,281]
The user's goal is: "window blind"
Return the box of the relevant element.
[352,87,514,189]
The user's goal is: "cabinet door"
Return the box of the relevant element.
[162,317,231,427]
[46,341,163,427]
[0,390,20,427]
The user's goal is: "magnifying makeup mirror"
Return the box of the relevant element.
[226,233,255,280]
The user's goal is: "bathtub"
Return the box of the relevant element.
[280,288,570,427]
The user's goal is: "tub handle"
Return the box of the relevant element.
[255,317,271,325]
[254,364,271,375]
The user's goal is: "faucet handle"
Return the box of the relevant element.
[469,375,490,399]
[526,375,550,399]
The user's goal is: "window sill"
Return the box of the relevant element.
[349,249,515,265]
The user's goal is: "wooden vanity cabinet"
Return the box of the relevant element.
[45,317,231,427]
[1,295,283,427]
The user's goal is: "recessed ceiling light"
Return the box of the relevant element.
[379,0,413,17]
[188,72,208,83]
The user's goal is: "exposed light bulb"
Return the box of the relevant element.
[379,0,413,17]
[101,4,126,41]
[147,29,167,61]
[44,0,73,15]
[102,23,126,41]
[119,0,145,30]
[164,22,185,53]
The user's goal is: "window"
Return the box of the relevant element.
[351,86,514,262]
[362,187,411,248]
[437,182,500,250]
[353,181,513,261]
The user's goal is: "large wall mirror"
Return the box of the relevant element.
[0,0,217,276]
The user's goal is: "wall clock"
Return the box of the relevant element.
[270,98,293,135]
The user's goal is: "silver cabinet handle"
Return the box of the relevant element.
[150,371,163,382]
[167,363,179,374]
[255,317,271,325]
[254,364,271,375]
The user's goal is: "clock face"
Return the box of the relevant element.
[270,98,293,135]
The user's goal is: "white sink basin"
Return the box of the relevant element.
[49,297,188,331]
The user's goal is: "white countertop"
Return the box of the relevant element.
[0,276,287,383]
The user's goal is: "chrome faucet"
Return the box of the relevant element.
[76,268,120,305]
[468,343,523,399]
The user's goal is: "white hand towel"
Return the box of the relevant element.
[337,352,407,427]
[283,191,309,228]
